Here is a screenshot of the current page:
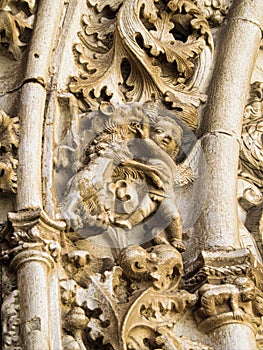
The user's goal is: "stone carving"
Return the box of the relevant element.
[240,81,263,190]
[1,289,21,350]
[238,81,263,261]
[59,103,202,250]
[70,0,213,130]
[196,277,263,332]
[60,240,199,350]
[0,0,36,60]
[0,110,19,193]
[194,0,233,26]
[182,249,263,334]
[2,208,63,262]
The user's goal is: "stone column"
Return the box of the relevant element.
[197,0,263,249]
[9,1,65,348]
[17,0,64,210]
[191,250,263,350]
[194,2,263,347]
[8,209,65,350]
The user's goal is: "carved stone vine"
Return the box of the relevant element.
[0,0,37,60]
[0,110,19,193]
[70,0,213,130]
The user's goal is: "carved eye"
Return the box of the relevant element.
[153,128,164,134]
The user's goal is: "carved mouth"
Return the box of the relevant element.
[161,139,170,146]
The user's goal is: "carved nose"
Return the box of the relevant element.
[163,134,172,143]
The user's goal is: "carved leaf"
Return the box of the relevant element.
[0,111,19,193]
[21,0,36,13]
[88,0,123,12]
[168,0,202,13]
[0,11,24,60]
[0,1,35,60]
[0,155,18,193]
[122,288,197,348]
[76,274,121,349]
[70,0,213,129]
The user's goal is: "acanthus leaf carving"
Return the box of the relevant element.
[238,81,263,261]
[60,242,199,350]
[0,110,19,193]
[70,0,213,129]
[0,0,36,60]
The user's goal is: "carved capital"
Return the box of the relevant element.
[182,249,263,333]
[2,208,66,267]
[195,277,263,333]
[183,249,262,291]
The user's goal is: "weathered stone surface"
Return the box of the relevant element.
[1,0,263,349]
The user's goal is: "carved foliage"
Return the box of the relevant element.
[70,0,213,129]
[194,0,233,26]
[2,208,63,262]
[0,110,19,193]
[60,243,199,350]
[0,0,36,60]
[123,287,197,350]
[1,289,21,350]
[239,81,263,189]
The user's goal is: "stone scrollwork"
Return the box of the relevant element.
[0,110,19,193]
[0,0,36,60]
[70,0,213,130]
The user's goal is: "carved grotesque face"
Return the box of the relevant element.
[235,277,256,302]
[149,119,182,158]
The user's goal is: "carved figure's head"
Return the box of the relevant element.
[234,277,256,302]
[149,117,182,158]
